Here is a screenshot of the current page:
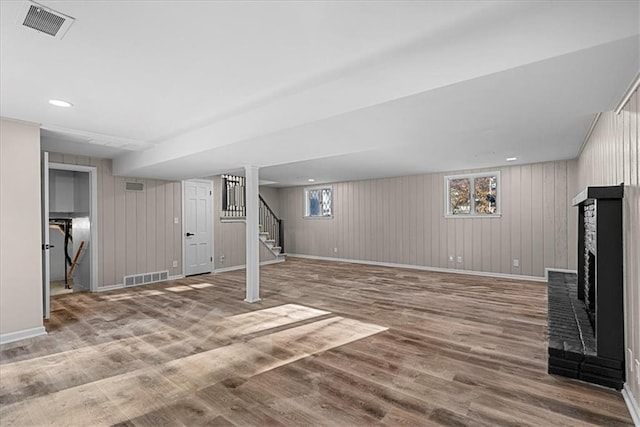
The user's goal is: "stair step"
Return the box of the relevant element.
[264,239,275,247]
[271,246,281,255]
[259,232,269,240]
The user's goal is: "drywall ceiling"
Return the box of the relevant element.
[1,1,638,186]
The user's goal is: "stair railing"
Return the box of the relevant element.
[259,195,284,254]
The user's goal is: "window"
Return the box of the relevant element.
[445,172,500,217]
[305,187,333,218]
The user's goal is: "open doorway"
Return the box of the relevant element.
[41,153,98,318]
[48,168,91,295]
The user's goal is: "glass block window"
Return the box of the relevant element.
[445,172,500,217]
[305,187,333,218]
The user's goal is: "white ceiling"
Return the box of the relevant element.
[1,1,638,186]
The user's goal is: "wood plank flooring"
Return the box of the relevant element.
[0,258,633,426]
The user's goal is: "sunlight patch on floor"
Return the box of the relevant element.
[0,304,387,426]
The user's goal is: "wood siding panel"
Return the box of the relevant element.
[419,175,428,266]
[114,176,126,284]
[125,188,137,276]
[165,182,176,275]
[135,186,147,273]
[101,160,115,286]
[173,182,182,274]
[156,180,166,279]
[531,163,544,277]
[500,167,512,274]
[145,180,157,273]
[554,163,568,269]
[520,165,533,276]
[510,166,521,275]
[542,163,556,273]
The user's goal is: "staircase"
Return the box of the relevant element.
[259,195,285,261]
[259,227,283,257]
[221,175,285,261]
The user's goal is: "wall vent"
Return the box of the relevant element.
[123,270,169,287]
[125,181,145,192]
[18,2,75,40]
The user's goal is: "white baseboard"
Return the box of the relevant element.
[0,326,47,345]
[169,274,185,281]
[96,283,124,292]
[215,258,285,274]
[287,254,547,283]
[623,384,640,426]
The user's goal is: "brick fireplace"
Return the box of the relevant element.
[547,184,625,390]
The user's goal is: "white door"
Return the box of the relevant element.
[41,152,50,318]
[184,180,213,276]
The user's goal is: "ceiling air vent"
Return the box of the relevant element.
[125,182,145,192]
[19,1,75,40]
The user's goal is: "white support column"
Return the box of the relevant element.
[244,165,261,303]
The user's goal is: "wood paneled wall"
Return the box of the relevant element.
[280,160,576,278]
[48,153,183,288]
[575,88,639,407]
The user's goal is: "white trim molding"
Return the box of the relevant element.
[96,283,124,292]
[304,185,334,219]
[48,162,99,292]
[623,384,640,426]
[615,72,640,115]
[287,254,547,283]
[0,326,47,345]
[578,112,602,158]
[444,171,501,218]
[215,258,285,274]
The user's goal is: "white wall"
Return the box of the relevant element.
[0,118,44,340]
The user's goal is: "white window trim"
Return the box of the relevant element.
[444,171,501,218]
[304,185,334,219]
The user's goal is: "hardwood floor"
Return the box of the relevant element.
[0,258,632,426]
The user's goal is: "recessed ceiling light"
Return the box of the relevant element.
[308,178,315,182]
[506,157,517,162]
[49,99,73,107]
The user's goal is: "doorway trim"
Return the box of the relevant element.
[181,178,215,276]
[48,162,99,292]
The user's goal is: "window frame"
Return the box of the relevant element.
[444,171,501,218]
[304,185,334,219]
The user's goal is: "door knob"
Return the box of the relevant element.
[185,232,194,237]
